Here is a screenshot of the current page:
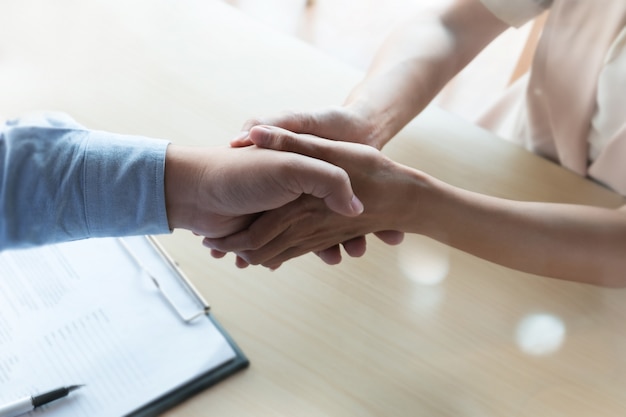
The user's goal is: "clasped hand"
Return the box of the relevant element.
[165,142,366,241]
[203,125,415,269]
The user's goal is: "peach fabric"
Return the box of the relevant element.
[478,0,626,195]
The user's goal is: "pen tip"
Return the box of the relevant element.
[67,385,85,392]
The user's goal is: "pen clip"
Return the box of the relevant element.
[118,237,210,324]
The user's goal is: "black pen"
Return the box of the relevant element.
[0,385,84,417]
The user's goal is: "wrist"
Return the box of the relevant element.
[394,167,442,236]
[164,145,202,231]
[343,99,400,150]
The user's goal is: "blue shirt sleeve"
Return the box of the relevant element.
[0,112,171,250]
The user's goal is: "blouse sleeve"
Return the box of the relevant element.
[480,0,552,28]
[0,112,170,250]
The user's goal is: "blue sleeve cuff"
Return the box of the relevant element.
[83,131,171,238]
[0,113,170,250]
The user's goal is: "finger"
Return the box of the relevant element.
[260,243,337,268]
[242,126,365,217]
[287,157,364,217]
[249,125,338,161]
[250,124,375,172]
[202,209,291,253]
[235,255,250,269]
[342,236,367,258]
[315,245,342,265]
[203,228,273,255]
[262,148,364,217]
[244,112,321,136]
[233,112,319,147]
[374,230,405,245]
[210,249,227,259]
[231,117,271,147]
[237,240,298,268]
[230,130,252,147]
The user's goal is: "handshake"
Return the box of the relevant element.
[6,108,620,284]
[169,109,421,270]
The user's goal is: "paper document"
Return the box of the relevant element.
[0,236,236,416]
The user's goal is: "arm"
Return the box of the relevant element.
[0,114,362,250]
[0,113,170,249]
[342,0,508,148]
[206,126,626,287]
[416,182,626,287]
[223,0,507,264]
[232,0,509,149]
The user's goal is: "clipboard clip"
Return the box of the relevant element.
[118,237,210,323]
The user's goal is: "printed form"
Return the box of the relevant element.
[0,236,236,416]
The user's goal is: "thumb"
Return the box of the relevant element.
[232,112,319,147]
[249,125,335,161]
[243,111,321,136]
[250,125,364,216]
[288,155,364,217]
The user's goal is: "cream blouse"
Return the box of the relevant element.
[478,0,626,195]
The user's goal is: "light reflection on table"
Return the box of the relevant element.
[516,313,566,356]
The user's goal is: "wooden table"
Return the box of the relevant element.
[2,1,626,415]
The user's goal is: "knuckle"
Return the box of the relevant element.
[328,165,349,184]
[240,231,266,251]
[278,109,298,122]
[299,112,317,132]
[235,252,253,265]
[281,110,315,132]
[242,252,264,266]
[242,117,265,130]
[248,236,266,251]
[281,156,307,179]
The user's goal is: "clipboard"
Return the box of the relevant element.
[0,236,249,417]
[128,314,249,417]
[121,236,250,417]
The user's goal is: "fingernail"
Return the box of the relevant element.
[252,125,271,134]
[249,126,272,145]
[350,195,364,214]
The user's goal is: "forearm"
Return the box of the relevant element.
[411,176,626,286]
[344,0,507,148]
[0,114,170,250]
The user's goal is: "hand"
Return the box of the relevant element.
[164,144,364,239]
[203,126,421,268]
[231,107,404,263]
[231,106,386,149]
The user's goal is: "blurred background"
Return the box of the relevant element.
[221,0,533,122]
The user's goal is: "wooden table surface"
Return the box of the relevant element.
[2,1,626,415]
